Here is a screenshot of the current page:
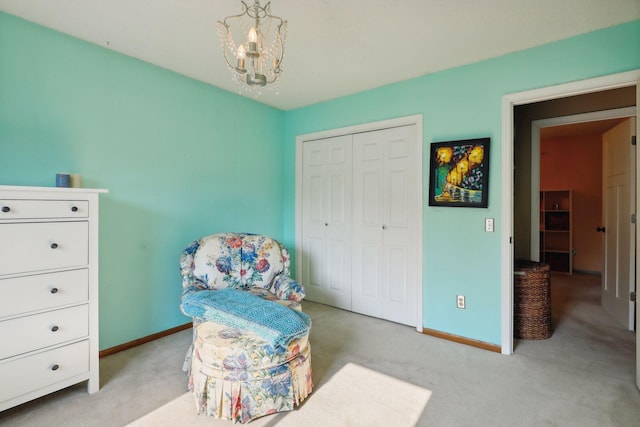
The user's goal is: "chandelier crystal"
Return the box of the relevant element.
[217,1,287,95]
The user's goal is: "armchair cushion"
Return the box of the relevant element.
[240,234,286,289]
[192,234,243,289]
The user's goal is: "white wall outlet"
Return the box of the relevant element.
[485,218,494,232]
[456,295,466,309]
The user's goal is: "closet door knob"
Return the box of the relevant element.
[324,222,328,226]
[51,325,59,332]
[382,225,386,230]
[50,243,59,249]
[71,206,78,212]
[1,206,9,213]
[51,364,60,371]
[50,287,59,294]
[596,226,606,233]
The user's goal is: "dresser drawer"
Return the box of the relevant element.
[0,222,89,275]
[0,340,89,403]
[0,199,88,220]
[0,304,89,360]
[0,269,89,318]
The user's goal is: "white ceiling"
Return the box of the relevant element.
[1,0,639,110]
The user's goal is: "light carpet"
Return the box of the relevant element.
[127,363,432,427]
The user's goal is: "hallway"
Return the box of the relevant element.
[515,272,635,384]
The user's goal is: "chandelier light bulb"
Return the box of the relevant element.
[237,44,246,59]
[235,44,247,73]
[247,27,259,58]
[248,27,258,43]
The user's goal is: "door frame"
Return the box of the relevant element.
[501,70,640,355]
[529,107,637,261]
[295,114,424,332]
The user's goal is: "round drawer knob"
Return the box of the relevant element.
[51,325,59,332]
[71,206,78,212]
[51,364,60,371]
[1,206,9,213]
[50,287,59,294]
[50,243,59,249]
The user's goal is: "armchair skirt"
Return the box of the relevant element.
[189,321,312,423]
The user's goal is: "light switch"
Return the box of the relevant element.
[485,218,494,232]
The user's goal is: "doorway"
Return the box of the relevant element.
[529,112,636,331]
[501,70,640,356]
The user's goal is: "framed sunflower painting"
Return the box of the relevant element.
[428,138,490,208]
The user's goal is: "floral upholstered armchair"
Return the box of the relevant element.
[178,233,313,422]
[179,232,306,308]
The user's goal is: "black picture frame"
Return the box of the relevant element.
[428,137,490,208]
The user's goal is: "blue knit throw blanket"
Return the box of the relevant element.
[181,288,311,353]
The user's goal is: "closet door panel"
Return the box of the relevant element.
[351,238,382,316]
[352,133,384,317]
[387,168,409,227]
[324,136,352,309]
[353,126,418,326]
[385,245,409,304]
[328,173,346,224]
[301,135,352,310]
[308,176,324,222]
[326,237,349,306]
[361,172,381,225]
[380,126,418,325]
[360,242,381,297]
[302,236,324,293]
[302,140,327,301]
[302,140,326,232]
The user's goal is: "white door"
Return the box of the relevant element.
[602,117,636,330]
[636,78,640,391]
[352,125,418,326]
[301,135,352,309]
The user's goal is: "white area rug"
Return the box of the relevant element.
[127,363,432,427]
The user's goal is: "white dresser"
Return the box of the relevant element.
[0,186,107,412]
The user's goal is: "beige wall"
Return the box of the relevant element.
[540,134,603,273]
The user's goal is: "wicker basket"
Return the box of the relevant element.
[513,260,552,339]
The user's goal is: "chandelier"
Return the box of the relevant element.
[217,1,287,94]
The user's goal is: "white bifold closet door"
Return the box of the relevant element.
[301,125,418,326]
[351,125,418,326]
[301,135,353,310]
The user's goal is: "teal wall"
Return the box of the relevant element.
[1,10,638,349]
[283,20,640,345]
[0,12,285,349]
